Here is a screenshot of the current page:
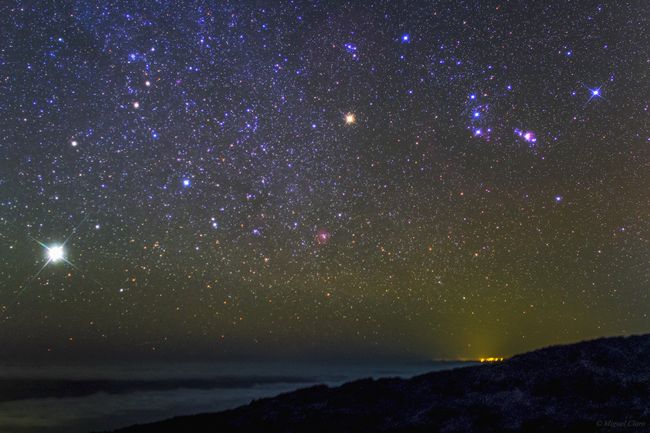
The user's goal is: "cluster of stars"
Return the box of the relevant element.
[0,1,647,360]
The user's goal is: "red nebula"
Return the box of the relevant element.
[315,228,331,245]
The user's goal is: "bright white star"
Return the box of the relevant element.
[583,83,605,104]
[47,245,64,263]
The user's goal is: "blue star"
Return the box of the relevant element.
[584,84,605,104]
[344,43,357,53]
[401,33,410,43]
[182,178,191,187]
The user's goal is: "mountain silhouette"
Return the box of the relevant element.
[108,334,650,433]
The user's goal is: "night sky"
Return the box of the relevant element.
[1,1,648,362]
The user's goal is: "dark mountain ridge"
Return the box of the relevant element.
[109,334,650,433]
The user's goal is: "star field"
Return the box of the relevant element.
[0,1,649,360]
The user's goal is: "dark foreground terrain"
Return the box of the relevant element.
[109,334,650,433]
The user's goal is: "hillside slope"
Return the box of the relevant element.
[110,334,650,433]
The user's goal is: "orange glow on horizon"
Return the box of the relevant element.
[479,357,505,363]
